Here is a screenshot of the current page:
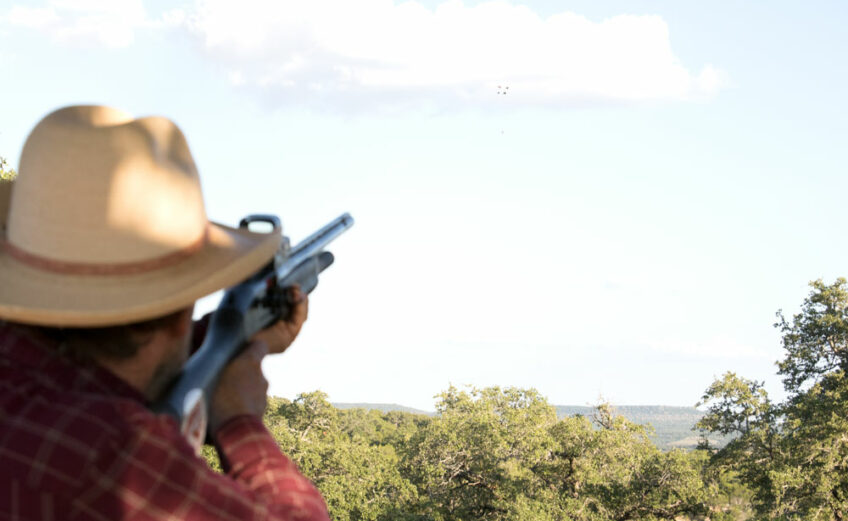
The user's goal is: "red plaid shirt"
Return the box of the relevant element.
[0,322,330,521]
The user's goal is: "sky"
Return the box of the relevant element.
[1,0,847,411]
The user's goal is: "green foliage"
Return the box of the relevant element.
[0,156,15,181]
[201,444,223,473]
[202,388,718,520]
[777,371,848,519]
[543,406,711,521]
[698,279,848,520]
[703,469,755,521]
[696,372,779,515]
[776,278,848,394]
[696,372,774,437]
[267,393,419,521]
[402,386,559,520]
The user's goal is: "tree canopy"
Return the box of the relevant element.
[205,387,720,521]
[698,279,848,520]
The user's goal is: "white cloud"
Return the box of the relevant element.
[6,6,60,29]
[171,0,727,110]
[0,0,727,109]
[3,0,148,48]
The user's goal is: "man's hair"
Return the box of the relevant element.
[38,310,186,360]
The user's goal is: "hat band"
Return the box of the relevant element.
[2,226,210,276]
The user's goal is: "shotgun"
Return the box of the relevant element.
[153,213,354,452]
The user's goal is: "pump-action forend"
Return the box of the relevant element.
[152,213,354,451]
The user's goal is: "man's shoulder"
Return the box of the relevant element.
[0,322,175,444]
[1,384,166,466]
[0,362,184,496]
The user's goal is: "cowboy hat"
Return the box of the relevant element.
[0,105,282,327]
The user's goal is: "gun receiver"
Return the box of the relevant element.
[152,213,354,451]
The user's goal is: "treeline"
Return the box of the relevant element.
[203,278,848,521]
[205,389,737,520]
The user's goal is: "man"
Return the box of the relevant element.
[0,106,331,520]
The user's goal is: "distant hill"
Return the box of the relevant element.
[332,402,433,416]
[554,405,727,450]
[332,403,726,450]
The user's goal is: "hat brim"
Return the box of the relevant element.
[0,222,281,327]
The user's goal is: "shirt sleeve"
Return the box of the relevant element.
[76,410,330,521]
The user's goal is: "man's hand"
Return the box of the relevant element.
[208,339,269,434]
[208,288,309,433]
[252,286,309,354]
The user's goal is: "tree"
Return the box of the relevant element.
[776,278,848,394]
[402,386,560,520]
[0,156,15,181]
[695,372,781,516]
[545,404,710,521]
[403,387,711,521]
[266,393,419,521]
[698,279,848,520]
[774,279,848,520]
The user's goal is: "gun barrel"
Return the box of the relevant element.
[276,213,354,281]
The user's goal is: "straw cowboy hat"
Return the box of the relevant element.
[0,105,282,327]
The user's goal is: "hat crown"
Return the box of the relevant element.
[8,106,207,266]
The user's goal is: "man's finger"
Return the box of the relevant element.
[286,285,305,305]
[289,294,309,326]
